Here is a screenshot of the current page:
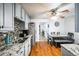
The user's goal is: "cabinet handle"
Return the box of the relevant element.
[2,26,3,28]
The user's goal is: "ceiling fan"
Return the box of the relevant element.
[47,3,70,16]
[34,3,70,18]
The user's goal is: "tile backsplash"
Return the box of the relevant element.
[14,18,25,40]
[0,18,25,45]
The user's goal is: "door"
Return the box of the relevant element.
[0,3,3,29]
[39,22,48,41]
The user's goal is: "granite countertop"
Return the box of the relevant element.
[61,44,79,56]
[0,35,32,56]
[0,43,23,56]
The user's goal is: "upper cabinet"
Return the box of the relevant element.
[0,3,14,31]
[75,3,79,32]
[25,14,30,30]
[3,3,14,31]
[21,8,25,21]
[14,4,25,22]
[14,4,21,20]
[0,4,3,29]
[0,3,30,31]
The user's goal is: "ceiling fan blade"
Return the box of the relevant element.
[54,3,70,11]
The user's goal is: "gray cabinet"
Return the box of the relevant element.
[25,14,30,29]
[14,4,21,20]
[0,3,14,31]
[75,3,79,32]
[3,3,14,30]
[0,3,3,29]
[15,4,25,22]
[21,8,25,21]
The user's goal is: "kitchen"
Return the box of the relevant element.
[0,3,79,56]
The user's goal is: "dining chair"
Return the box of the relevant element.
[48,35,53,46]
[57,32,60,35]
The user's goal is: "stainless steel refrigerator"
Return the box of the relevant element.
[28,22,35,46]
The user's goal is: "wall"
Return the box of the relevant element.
[59,3,75,34]
[63,3,79,44]
[64,16,75,33]
[48,16,65,35]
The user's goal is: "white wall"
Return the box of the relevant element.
[48,16,65,35]
[64,16,75,33]
[63,3,79,44]
[64,4,75,33]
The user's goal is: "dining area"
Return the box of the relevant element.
[47,32,75,47]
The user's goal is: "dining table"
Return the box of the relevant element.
[49,34,74,47]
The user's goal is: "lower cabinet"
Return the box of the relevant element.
[12,36,32,56]
[18,45,24,56]
[24,37,32,56]
[25,42,29,56]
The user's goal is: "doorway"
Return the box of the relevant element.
[39,22,48,41]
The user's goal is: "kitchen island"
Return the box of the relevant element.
[61,44,79,56]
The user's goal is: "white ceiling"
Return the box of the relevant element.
[21,3,74,19]
[21,3,62,19]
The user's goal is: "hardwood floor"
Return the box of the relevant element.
[30,41,61,56]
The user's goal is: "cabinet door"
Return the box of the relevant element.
[29,42,31,54]
[0,3,3,29]
[18,46,24,56]
[21,8,25,21]
[15,4,21,20]
[3,3,14,31]
[25,42,29,56]
[25,14,30,29]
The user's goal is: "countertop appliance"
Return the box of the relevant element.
[19,30,29,37]
[4,33,12,45]
[18,30,29,43]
